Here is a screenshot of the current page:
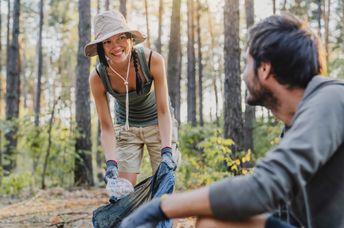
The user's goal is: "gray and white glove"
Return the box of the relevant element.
[104,160,119,184]
[161,147,177,170]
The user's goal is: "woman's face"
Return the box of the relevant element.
[102,33,132,64]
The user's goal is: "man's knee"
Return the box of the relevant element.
[196,217,221,228]
[196,215,267,228]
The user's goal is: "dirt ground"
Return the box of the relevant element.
[0,187,195,228]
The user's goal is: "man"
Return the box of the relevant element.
[120,13,344,228]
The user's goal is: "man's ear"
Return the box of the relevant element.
[258,62,272,80]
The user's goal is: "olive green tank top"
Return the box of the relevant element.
[96,46,169,127]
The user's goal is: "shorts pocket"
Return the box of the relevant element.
[114,125,128,143]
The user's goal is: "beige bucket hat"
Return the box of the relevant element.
[84,11,146,57]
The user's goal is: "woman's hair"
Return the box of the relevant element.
[97,42,109,67]
[131,48,144,95]
[96,33,143,95]
[247,13,327,89]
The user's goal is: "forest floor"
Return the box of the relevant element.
[0,187,195,228]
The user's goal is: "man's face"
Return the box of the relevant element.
[242,50,276,108]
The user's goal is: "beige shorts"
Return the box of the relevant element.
[114,120,180,174]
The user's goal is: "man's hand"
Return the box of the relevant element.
[120,198,168,228]
[104,160,119,184]
[161,147,177,170]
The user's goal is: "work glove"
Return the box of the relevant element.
[104,160,119,184]
[161,147,177,171]
[120,197,168,228]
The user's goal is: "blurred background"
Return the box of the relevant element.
[0,0,343,196]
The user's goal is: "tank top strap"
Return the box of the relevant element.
[134,46,153,83]
[96,63,116,96]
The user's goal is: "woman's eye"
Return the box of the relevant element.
[120,35,127,40]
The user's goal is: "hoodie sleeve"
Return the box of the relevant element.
[209,84,344,220]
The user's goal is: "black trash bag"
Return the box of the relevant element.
[92,161,175,228]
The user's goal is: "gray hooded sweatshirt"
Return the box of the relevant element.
[209,76,344,228]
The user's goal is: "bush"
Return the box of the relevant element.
[0,172,32,196]
[253,117,283,159]
[176,124,254,191]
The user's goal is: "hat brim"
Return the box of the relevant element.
[84,30,145,57]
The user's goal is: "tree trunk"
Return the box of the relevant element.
[41,97,59,189]
[105,0,109,10]
[74,0,93,186]
[342,0,344,53]
[282,0,287,10]
[272,0,276,14]
[244,0,255,153]
[156,0,163,53]
[167,0,181,123]
[324,0,331,63]
[206,1,220,126]
[120,0,126,18]
[4,0,20,174]
[7,0,10,60]
[223,0,243,152]
[96,120,103,183]
[196,0,203,126]
[144,0,151,48]
[187,0,197,126]
[0,0,2,117]
[177,50,182,123]
[317,0,322,37]
[0,0,2,178]
[34,0,44,127]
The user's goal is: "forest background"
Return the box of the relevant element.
[0,0,343,199]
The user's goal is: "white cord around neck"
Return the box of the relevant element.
[108,52,131,130]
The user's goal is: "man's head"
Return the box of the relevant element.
[247,13,326,89]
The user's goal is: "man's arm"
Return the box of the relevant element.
[161,186,212,218]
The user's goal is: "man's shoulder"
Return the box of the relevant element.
[304,76,344,100]
[295,76,344,121]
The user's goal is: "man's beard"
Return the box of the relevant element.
[246,77,278,110]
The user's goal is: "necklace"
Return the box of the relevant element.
[108,52,131,130]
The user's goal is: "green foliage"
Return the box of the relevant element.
[136,123,255,190]
[329,58,344,80]
[176,124,253,191]
[0,119,17,135]
[0,116,78,195]
[48,0,73,27]
[253,117,283,159]
[0,172,32,196]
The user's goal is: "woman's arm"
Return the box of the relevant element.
[89,70,117,161]
[149,51,172,148]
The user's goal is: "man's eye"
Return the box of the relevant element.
[120,35,127,40]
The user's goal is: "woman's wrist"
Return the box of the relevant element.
[161,146,172,149]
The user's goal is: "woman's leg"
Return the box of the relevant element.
[118,172,138,186]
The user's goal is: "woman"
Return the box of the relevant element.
[84,11,179,186]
